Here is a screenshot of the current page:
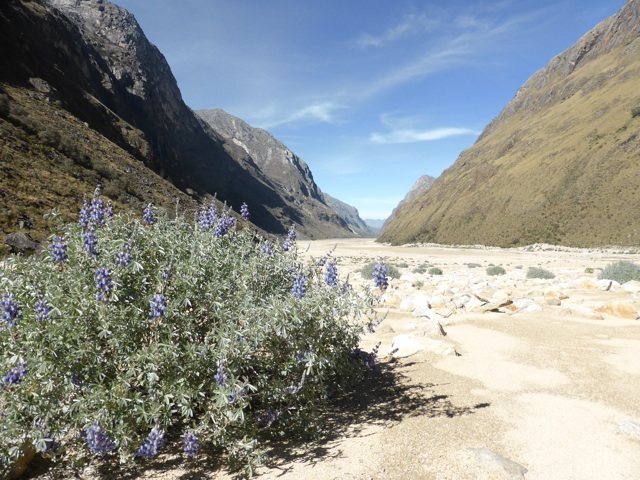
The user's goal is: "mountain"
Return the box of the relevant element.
[382,175,436,231]
[0,0,354,250]
[380,0,640,247]
[197,109,367,238]
[322,193,373,236]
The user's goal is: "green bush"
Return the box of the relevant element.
[0,189,379,476]
[467,263,481,269]
[526,267,555,279]
[598,260,640,283]
[428,267,443,276]
[585,267,594,274]
[359,261,401,280]
[486,266,506,276]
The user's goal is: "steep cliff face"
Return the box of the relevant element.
[322,193,374,236]
[198,109,362,238]
[0,0,356,240]
[380,0,640,247]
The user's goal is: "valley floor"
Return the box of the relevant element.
[28,239,640,479]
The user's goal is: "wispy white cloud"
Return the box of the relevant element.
[370,113,479,144]
[370,127,479,144]
[357,13,438,48]
[250,100,345,129]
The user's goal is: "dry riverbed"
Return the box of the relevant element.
[26,239,640,480]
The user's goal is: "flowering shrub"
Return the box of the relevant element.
[0,191,379,477]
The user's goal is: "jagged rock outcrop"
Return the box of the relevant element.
[0,0,355,240]
[382,175,436,231]
[380,0,640,247]
[198,109,365,238]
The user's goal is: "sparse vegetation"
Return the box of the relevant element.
[598,260,640,283]
[428,267,443,276]
[526,267,555,279]
[486,266,506,276]
[585,267,594,274]
[360,260,401,280]
[467,263,481,268]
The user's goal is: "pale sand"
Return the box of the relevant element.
[250,239,640,480]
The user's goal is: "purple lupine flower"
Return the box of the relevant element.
[136,425,165,459]
[317,255,327,266]
[228,386,245,404]
[34,297,52,321]
[84,421,115,456]
[142,203,154,226]
[240,202,250,221]
[104,200,114,219]
[149,293,168,318]
[257,410,280,427]
[214,213,236,237]
[94,268,112,302]
[373,261,389,291]
[182,431,200,457]
[198,204,214,230]
[261,241,273,256]
[82,227,98,257]
[214,364,228,387]
[115,244,133,267]
[89,186,105,226]
[324,259,338,287]
[292,272,307,299]
[2,362,27,385]
[1,293,22,328]
[49,235,68,264]
[286,225,297,242]
[78,195,91,228]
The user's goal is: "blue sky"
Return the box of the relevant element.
[114,0,624,220]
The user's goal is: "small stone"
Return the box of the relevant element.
[470,448,528,479]
[4,233,38,252]
[595,301,639,319]
[618,421,640,440]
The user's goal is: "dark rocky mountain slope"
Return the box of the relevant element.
[0,0,355,249]
[198,109,369,237]
[380,0,640,247]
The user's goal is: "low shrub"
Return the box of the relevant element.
[0,188,379,476]
[428,267,443,276]
[467,263,481,269]
[359,261,400,280]
[585,267,594,274]
[486,266,506,276]
[598,260,640,283]
[526,267,555,279]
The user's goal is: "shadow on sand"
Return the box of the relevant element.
[23,361,489,479]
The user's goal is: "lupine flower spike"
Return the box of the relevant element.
[49,235,68,264]
[149,293,168,319]
[292,272,307,299]
[136,426,165,458]
[94,268,112,302]
[373,261,389,291]
[143,203,155,226]
[84,421,115,456]
[182,431,200,457]
[34,297,52,321]
[240,202,250,220]
[82,227,98,257]
[2,362,27,385]
[1,293,22,328]
[324,259,338,287]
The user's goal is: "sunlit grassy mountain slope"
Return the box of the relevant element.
[380,0,640,247]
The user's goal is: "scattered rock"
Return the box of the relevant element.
[477,299,514,313]
[622,281,640,294]
[470,448,528,479]
[422,338,457,356]
[399,293,431,312]
[560,306,604,320]
[546,297,562,306]
[415,318,447,338]
[389,334,425,358]
[594,301,639,319]
[4,232,38,253]
[618,421,640,440]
